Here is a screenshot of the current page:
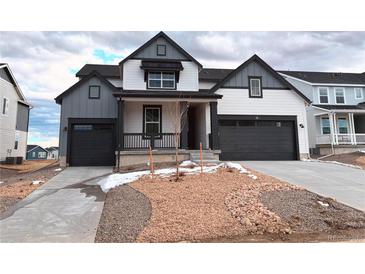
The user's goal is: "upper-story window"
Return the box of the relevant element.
[2,97,9,115]
[355,88,363,100]
[89,85,100,99]
[148,72,176,89]
[248,77,262,98]
[318,87,329,104]
[157,44,166,56]
[335,87,345,104]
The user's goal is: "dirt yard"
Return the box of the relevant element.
[0,159,57,173]
[0,162,63,213]
[321,152,365,169]
[96,166,365,243]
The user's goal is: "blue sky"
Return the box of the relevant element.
[1,31,364,147]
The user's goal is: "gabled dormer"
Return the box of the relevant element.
[119,31,202,91]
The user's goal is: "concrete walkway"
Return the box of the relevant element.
[0,167,112,243]
[240,161,365,211]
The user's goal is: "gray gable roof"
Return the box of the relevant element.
[119,31,202,68]
[279,70,365,85]
[199,68,233,82]
[76,64,120,78]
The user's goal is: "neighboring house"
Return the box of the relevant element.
[46,146,59,159]
[280,71,365,155]
[0,63,31,162]
[55,31,311,167]
[26,145,48,160]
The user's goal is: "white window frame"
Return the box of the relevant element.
[320,117,331,135]
[147,72,176,89]
[336,116,349,134]
[144,107,161,137]
[2,97,9,116]
[249,78,262,98]
[355,88,363,100]
[32,152,36,157]
[317,87,329,104]
[334,87,346,104]
[38,151,47,158]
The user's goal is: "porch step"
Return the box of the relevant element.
[189,151,220,164]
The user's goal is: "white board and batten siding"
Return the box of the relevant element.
[216,88,310,156]
[123,60,199,91]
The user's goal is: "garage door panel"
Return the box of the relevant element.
[219,118,297,161]
[70,123,115,166]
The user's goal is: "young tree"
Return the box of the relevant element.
[166,100,190,181]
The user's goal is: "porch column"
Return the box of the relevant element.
[210,101,219,150]
[350,113,357,145]
[117,99,124,151]
[333,112,338,145]
[180,101,188,149]
[328,113,336,145]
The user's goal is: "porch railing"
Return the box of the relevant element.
[122,133,179,150]
[316,134,365,145]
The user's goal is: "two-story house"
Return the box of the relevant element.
[280,71,365,155]
[55,32,311,167]
[0,63,30,163]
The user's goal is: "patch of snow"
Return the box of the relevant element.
[318,201,329,207]
[54,168,62,172]
[98,161,251,192]
[0,181,4,185]
[248,174,258,180]
[32,180,43,185]
[179,160,197,167]
[359,150,365,153]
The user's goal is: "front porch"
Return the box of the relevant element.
[114,94,221,167]
[314,110,365,154]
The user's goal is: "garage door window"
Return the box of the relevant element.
[74,124,93,131]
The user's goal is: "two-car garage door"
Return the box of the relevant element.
[219,116,299,161]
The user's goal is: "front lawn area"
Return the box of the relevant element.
[95,165,365,243]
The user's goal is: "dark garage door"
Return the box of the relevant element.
[219,117,298,161]
[70,123,115,166]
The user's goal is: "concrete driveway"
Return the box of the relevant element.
[240,161,365,212]
[0,167,112,243]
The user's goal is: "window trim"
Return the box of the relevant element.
[147,71,176,90]
[142,105,162,139]
[334,87,346,104]
[2,97,9,115]
[248,76,263,98]
[355,88,363,100]
[317,87,329,104]
[320,117,331,135]
[156,44,166,56]
[88,85,101,99]
[336,116,349,134]
[38,151,47,158]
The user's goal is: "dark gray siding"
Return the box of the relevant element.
[223,61,286,88]
[16,103,30,132]
[0,68,13,84]
[135,37,188,60]
[59,76,118,157]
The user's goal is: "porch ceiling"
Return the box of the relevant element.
[113,90,222,100]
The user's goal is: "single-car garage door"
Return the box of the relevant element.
[69,123,116,166]
[219,116,298,161]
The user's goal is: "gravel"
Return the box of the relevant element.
[261,189,365,233]
[95,185,151,243]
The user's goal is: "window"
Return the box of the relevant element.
[321,118,331,134]
[143,106,161,138]
[2,97,9,115]
[14,141,18,150]
[148,72,176,89]
[249,77,262,98]
[337,118,348,134]
[157,44,166,56]
[355,88,363,99]
[32,152,35,157]
[318,87,329,104]
[89,85,100,99]
[38,151,47,158]
[73,124,93,131]
[335,88,345,104]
